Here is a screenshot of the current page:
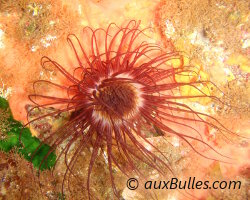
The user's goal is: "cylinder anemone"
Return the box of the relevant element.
[26,21,231,199]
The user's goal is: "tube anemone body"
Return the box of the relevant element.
[27,21,231,199]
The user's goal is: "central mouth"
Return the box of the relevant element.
[93,79,142,123]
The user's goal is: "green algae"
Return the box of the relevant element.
[0,97,56,170]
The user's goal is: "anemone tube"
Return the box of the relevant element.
[26,21,233,199]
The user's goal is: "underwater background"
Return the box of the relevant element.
[0,0,249,199]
